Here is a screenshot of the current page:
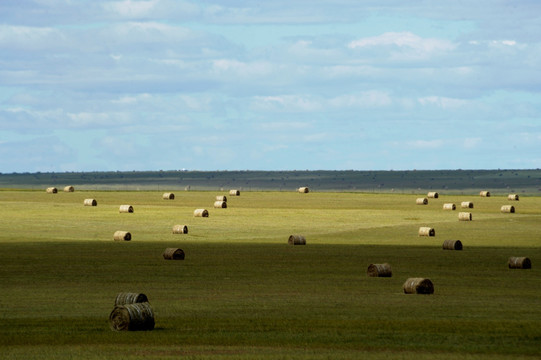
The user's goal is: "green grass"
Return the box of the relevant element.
[1,190,540,359]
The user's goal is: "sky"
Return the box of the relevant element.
[1,0,540,173]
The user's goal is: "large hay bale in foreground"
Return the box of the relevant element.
[162,193,175,200]
[194,209,209,217]
[214,201,227,208]
[508,257,531,269]
[114,292,148,305]
[83,198,97,206]
[163,248,185,260]
[113,231,131,241]
[461,201,474,209]
[403,278,434,294]
[229,190,240,196]
[480,191,490,197]
[501,205,515,213]
[119,205,134,213]
[172,225,188,234]
[427,191,439,199]
[508,194,519,201]
[418,227,435,237]
[46,187,58,194]
[63,186,74,192]
[109,302,155,331]
[442,239,463,250]
[416,198,428,205]
[443,203,456,210]
[298,187,309,193]
[288,235,306,245]
[458,212,472,221]
[367,263,392,277]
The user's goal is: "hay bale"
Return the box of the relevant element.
[213,201,227,208]
[442,240,463,250]
[461,201,474,209]
[163,248,185,260]
[288,235,306,245]
[298,187,309,193]
[458,212,472,221]
[216,195,227,202]
[416,198,428,205]
[403,278,434,294]
[83,198,97,206]
[427,191,439,199]
[501,205,515,213]
[114,292,148,305]
[46,187,57,194]
[162,193,175,200]
[418,227,435,237]
[367,263,392,277]
[113,231,131,241]
[109,302,155,331]
[119,205,133,213]
[229,190,240,196]
[508,194,519,201]
[508,257,531,269]
[63,186,74,192]
[443,203,456,210]
[194,209,209,217]
[172,224,188,234]
[480,191,490,197]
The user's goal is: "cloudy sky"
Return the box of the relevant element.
[1,0,540,172]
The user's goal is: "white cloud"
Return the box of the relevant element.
[418,96,469,109]
[406,139,445,149]
[103,0,159,17]
[462,138,482,149]
[348,32,456,56]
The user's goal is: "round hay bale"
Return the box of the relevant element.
[63,186,74,192]
[194,209,209,217]
[367,263,392,277]
[418,227,435,237]
[508,257,531,269]
[229,190,240,196]
[113,231,131,241]
[298,187,309,193]
[461,201,474,209]
[46,187,58,194]
[288,235,306,245]
[163,248,185,260]
[443,203,456,210]
[119,205,133,213]
[403,278,434,294]
[508,194,519,201]
[213,201,227,208]
[501,205,515,213]
[442,239,463,250]
[416,198,428,205]
[216,195,227,202]
[427,191,439,199]
[109,302,155,331]
[114,292,148,305]
[480,191,490,197]
[172,224,188,234]
[162,193,175,200]
[458,212,472,221]
[83,198,97,206]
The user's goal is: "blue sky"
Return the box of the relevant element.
[1,0,540,172]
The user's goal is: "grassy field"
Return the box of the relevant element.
[1,189,540,359]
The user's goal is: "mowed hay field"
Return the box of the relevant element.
[1,190,540,359]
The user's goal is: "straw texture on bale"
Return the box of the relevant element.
[114,292,148,305]
[508,194,519,201]
[288,235,306,245]
[172,225,188,234]
[84,198,97,206]
[443,203,456,210]
[63,186,74,192]
[109,302,155,331]
[46,187,57,194]
[461,201,474,209]
[427,191,439,199]
[458,212,472,221]
[501,205,515,213]
[480,191,491,197]
[508,257,531,269]
[216,195,227,202]
[367,263,392,277]
[418,227,435,237]
[298,187,309,193]
[229,190,240,196]
[194,209,209,217]
[442,239,463,250]
[416,198,428,205]
[119,205,134,213]
[113,231,131,241]
[214,201,227,208]
[403,278,434,294]
[163,248,185,260]
[162,193,175,200]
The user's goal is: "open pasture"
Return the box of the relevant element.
[1,190,540,359]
